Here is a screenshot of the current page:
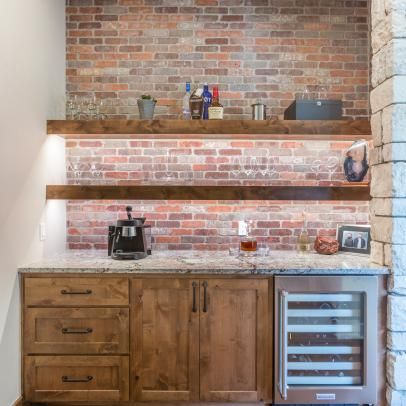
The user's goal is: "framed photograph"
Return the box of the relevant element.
[336,224,371,254]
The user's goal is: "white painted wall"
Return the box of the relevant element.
[0,1,66,404]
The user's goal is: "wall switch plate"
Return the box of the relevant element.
[238,220,247,236]
[39,222,47,241]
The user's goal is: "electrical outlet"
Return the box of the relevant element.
[238,220,247,236]
[39,222,47,241]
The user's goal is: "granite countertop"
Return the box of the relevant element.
[18,250,389,275]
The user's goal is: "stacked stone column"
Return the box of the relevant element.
[371,0,406,404]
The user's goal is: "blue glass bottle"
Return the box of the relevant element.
[202,83,212,120]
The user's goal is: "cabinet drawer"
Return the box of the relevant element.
[24,277,129,306]
[24,355,129,402]
[24,308,129,354]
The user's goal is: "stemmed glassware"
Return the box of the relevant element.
[311,156,340,183]
[231,154,277,180]
[66,95,78,120]
[65,95,106,120]
[67,161,104,185]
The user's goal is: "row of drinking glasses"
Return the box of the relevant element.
[66,95,106,120]
[67,156,340,184]
[67,162,103,184]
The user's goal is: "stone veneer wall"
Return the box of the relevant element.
[66,139,369,250]
[370,0,406,404]
[66,0,370,119]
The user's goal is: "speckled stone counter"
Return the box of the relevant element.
[19,250,388,275]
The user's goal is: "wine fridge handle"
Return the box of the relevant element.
[279,290,288,400]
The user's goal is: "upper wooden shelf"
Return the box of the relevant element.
[47,119,371,140]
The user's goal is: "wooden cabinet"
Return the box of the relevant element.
[23,276,130,404]
[199,279,269,402]
[22,275,271,405]
[132,278,270,403]
[132,279,200,402]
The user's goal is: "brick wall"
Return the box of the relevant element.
[66,139,369,250]
[66,0,370,119]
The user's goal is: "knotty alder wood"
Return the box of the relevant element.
[132,279,200,402]
[47,119,372,140]
[24,307,129,354]
[24,277,129,306]
[24,355,129,402]
[199,279,269,402]
[46,184,371,201]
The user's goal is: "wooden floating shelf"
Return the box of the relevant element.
[46,184,371,201]
[47,119,371,140]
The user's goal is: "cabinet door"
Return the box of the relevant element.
[200,279,269,402]
[132,279,199,402]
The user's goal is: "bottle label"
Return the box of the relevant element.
[208,106,223,120]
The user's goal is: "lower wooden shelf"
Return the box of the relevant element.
[46,184,370,201]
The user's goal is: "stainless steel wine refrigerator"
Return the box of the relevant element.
[274,276,383,405]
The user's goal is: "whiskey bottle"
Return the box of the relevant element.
[189,87,203,120]
[208,86,224,120]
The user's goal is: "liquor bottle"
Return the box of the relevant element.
[240,221,258,253]
[202,83,212,120]
[189,86,203,120]
[208,86,223,120]
[296,212,311,253]
[182,82,191,119]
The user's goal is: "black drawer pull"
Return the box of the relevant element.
[62,375,93,383]
[61,327,93,334]
[60,289,92,295]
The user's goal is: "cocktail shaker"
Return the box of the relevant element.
[251,101,266,120]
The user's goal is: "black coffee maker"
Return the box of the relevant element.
[108,206,152,260]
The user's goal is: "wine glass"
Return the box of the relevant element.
[231,156,242,179]
[163,149,177,182]
[310,159,323,180]
[87,96,97,119]
[66,95,78,120]
[326,156,339,184]
[96,99,106,120]
[90,163,103,183]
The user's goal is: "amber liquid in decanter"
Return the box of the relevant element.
[240,239,258,252]
[240,221,257,253]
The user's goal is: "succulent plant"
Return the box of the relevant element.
[140,94,157,103]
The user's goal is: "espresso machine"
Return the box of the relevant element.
[108,206,152,260]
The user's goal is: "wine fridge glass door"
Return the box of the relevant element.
[274,276,378,405]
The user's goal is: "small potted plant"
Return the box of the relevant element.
[137,94,157,119]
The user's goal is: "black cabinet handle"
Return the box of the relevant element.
[61,327,93,334]
[62,375,93,383]
[203,281,208,313]
[60,289,92,295]
[192,282,197,312]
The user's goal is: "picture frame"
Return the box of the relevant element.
[336,224,371,254]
